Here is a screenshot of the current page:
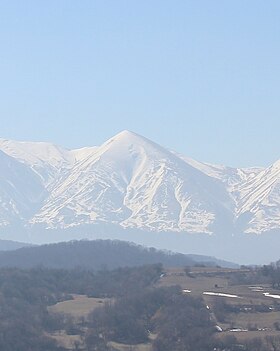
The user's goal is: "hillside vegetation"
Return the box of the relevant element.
[1,261,280,350]
[0,239,235,269]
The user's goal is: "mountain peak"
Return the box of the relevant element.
[101,130,170,160]
[107,130,147,145]
[115,129,138,138]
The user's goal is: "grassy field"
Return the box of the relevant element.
[108,341,153,351]
[157,267,280,343]
[49,294,112,318]
[157,267,232,295]
[49,331,82,350]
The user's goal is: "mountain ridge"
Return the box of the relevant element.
[0,130,279,243]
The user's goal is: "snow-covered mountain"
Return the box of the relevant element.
[0,131,278,239]
[30,131,232,234]
[0,149,45,226]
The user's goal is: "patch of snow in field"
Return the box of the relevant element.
[203,292,241,298]
[263,292,280,299]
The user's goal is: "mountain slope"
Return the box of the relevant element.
[236,160,280,233]
[0,138,74,187]
[0,150,45,226]
[0,138,98,188]
[30,131,233,234]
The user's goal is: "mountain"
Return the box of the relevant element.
[0,239,32,251]
[0,131,279,263]
[0,239,237,269]
[0,138,74,186]
[30,131,233,234]
[234,160,280,234]
[0,150,45,225]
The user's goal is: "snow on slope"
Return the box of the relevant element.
[0,131,279,236]
[174,151,262,193]
[70,146,98,162]
[30,131,233,233]
[0,138,75,187]
[236,160,280,233]
[0,139,98,188]
[0,150,45,226]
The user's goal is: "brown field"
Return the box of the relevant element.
[49,331,82,350]
[49,294,112,318]
[157,267,231,294]
[157,267,280,342]
[108,341,153,351]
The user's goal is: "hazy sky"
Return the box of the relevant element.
[0,1,279,167]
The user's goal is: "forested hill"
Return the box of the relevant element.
[0,239,236,269]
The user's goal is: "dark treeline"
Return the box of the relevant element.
[229,261,280,288]
[261,261,280,288]
[0,264,162,301]
[0,239,229,269]
[86,285,217,351]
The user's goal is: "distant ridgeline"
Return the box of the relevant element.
[0,238,32,251]
[0,239,237,269]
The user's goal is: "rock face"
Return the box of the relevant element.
[0,130,279,239]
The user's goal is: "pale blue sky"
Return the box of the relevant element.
[0,1,279,167]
